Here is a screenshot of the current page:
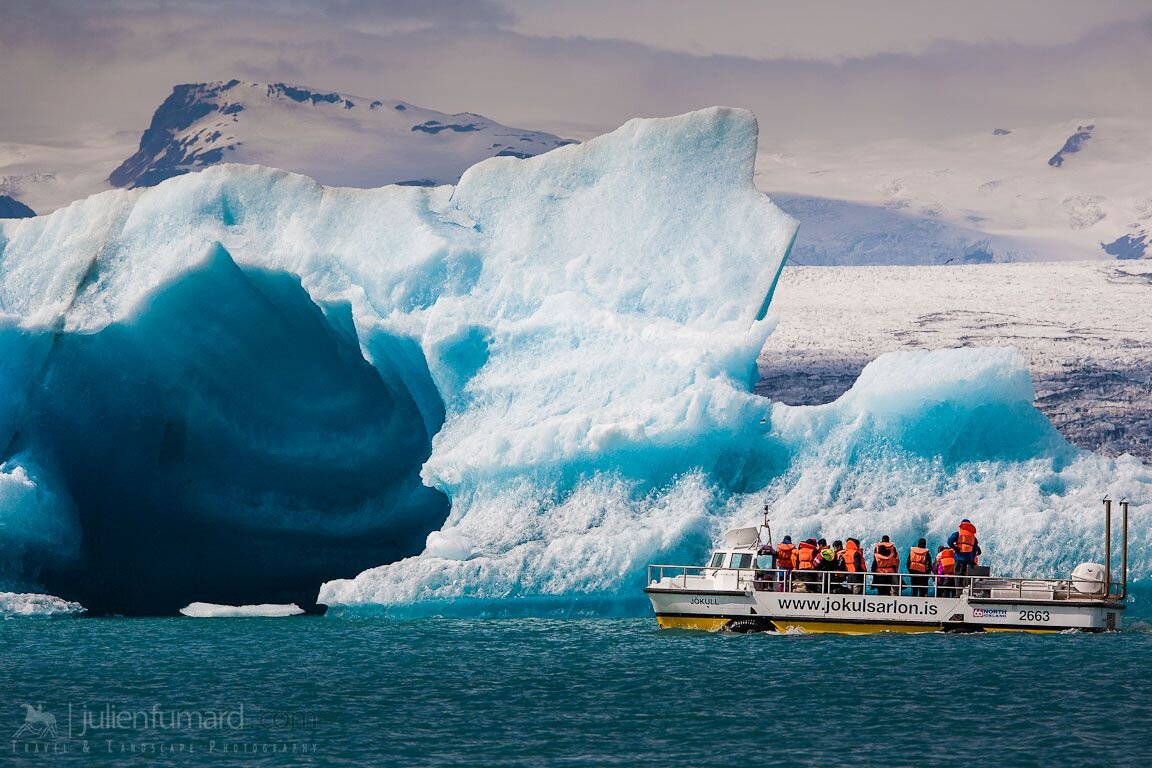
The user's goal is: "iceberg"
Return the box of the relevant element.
[0,106,1146,616]
[320,346,1151,616]
[0,107,792,614]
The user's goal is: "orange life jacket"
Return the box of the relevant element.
[874,543,899,573]
[956,522,977,554]
[796,541,817,570]
[775,542,795,570]
[936,548,956,574]
[908,547,930,574]
[841,542,863,572]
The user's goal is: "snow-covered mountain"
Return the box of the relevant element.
[759,118,1152,263]
[109,80,576,190]
[6,79,1148,266]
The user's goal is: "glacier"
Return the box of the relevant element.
[0,107,1147,616]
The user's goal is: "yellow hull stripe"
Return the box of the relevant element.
[656,615,731,632]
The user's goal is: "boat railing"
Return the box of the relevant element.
[646,564,1121,602]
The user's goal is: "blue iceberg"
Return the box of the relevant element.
[0,240,450,613]
[0,108,1146,616]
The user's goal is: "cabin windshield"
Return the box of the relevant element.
[730,553,753,569]
[709,552,726,568]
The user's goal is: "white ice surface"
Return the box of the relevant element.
[0,592,85,618]
[179,602,305,618]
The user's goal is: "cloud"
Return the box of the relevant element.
[0,1,1149,146]
[506,0,1152,60]
[300,0,516,26]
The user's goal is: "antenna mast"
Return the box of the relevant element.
[761,503,773,550]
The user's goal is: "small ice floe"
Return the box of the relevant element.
[0,592,86,618]
[179,602,305,618]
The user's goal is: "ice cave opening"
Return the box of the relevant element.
[2,246,448,614]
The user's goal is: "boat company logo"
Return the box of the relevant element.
[971,608,1007,618]
[13,705,58,739]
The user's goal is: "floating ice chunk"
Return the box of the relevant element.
[179,602,305,618]
[0,592,85,618]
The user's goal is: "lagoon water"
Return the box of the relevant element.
[4,594,1150,767]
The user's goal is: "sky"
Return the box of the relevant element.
[3,0,1151,145]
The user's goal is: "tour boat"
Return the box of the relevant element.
[644,498,1130,633]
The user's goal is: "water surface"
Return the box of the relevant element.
[4,598,1149,767]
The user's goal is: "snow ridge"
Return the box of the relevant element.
[110,80,576,190]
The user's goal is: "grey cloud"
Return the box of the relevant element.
[1,1,135,56]
[95,0,516,27]
[301,0,516,26]
[507,0,1152,60]
[1,3,1150,147]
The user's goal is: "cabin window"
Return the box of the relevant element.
[756,555,774,569]
[709,552,726,568]
[730,553,753,569]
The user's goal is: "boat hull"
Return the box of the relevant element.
[645,587,1124,634]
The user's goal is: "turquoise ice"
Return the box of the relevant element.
[0,107,1146,615]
